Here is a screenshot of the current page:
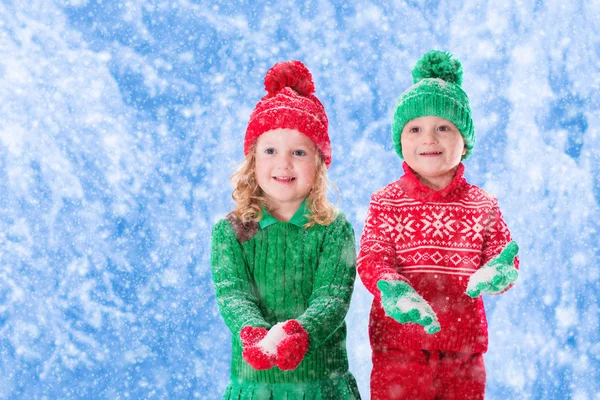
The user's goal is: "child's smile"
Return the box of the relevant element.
[273,175,296,183]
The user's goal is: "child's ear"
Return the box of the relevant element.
[462,146,467,156]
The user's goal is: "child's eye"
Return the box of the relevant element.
[408,126,420,133]
[264,148,276,155]
[293,149,307,156]
[437,125,451,132]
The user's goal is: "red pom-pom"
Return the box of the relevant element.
[264,60,315,96]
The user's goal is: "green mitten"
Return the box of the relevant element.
[466,241,519,298]
[377,280,441,334]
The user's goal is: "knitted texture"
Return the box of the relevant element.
[211,213,357,389]
[377,280,441,334]
[466,241,519,297]
[244,60,331,167]
[357,162,519,354]
[371,349,486,399]
[223,372,361,400]
[391,50,475,160]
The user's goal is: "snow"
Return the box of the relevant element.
[257,322,287,356]
[0,0,598,399]
[395,293,431,317]
[466,265,498,294]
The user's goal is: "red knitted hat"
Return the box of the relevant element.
[244,60,331,167]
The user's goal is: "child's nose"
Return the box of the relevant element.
[277,154,294,169]
[422,128,438,144]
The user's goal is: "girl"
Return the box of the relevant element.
[211,61,361,399]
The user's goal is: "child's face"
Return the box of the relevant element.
[401,116,466,190]
[255,128,317,215]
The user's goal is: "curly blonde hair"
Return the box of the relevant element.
[231,143,338,228]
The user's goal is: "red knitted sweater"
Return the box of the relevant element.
[357,162,519,354]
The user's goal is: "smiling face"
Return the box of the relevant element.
[254,128,318,221]
[400,116,467,190]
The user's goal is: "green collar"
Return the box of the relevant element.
[259,199,310,229]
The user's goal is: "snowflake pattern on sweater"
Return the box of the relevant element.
[358,162,519,354]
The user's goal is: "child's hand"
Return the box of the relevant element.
[240,326,276,370]
[377,280,441,334]
[466,241,519,298]
[275,320,309,370]
[240,321,309,371]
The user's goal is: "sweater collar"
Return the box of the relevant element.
[259,199,310,229]
[399,161,467,202]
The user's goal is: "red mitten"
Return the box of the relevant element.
[276,320,309,371]
[240,326,276,370]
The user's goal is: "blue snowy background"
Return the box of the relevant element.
[1,0,599,398]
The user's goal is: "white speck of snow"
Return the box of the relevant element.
[11,286,24,302]
[97,51,111,62]
[63,0,88,6]
[505,360,526,391]
[229,16,248,30]
[161,269,180,287]
[67,258,90,276]
[124,345,153,364]
[570,252,586,267]
[238,105,253,121]
[158,123,169,136]
[257,322,287,356]
[475,40,497,59]
[194,358,206,377]
[572,392,588,400]
[555,305,578,329]
[483,180,504,198]
[512,44,537,66]
[364,5,383,22]
[355,206,368,224]
[179,52,194,63]
[485,11,508,36]
[526,163,545,189]
[213,74,225,84]
[0,124,25,156]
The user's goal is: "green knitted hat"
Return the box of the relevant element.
[391,50,475,160]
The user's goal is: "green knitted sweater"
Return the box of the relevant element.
[211,203,357,385]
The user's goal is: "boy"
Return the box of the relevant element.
[357,50,520,400]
